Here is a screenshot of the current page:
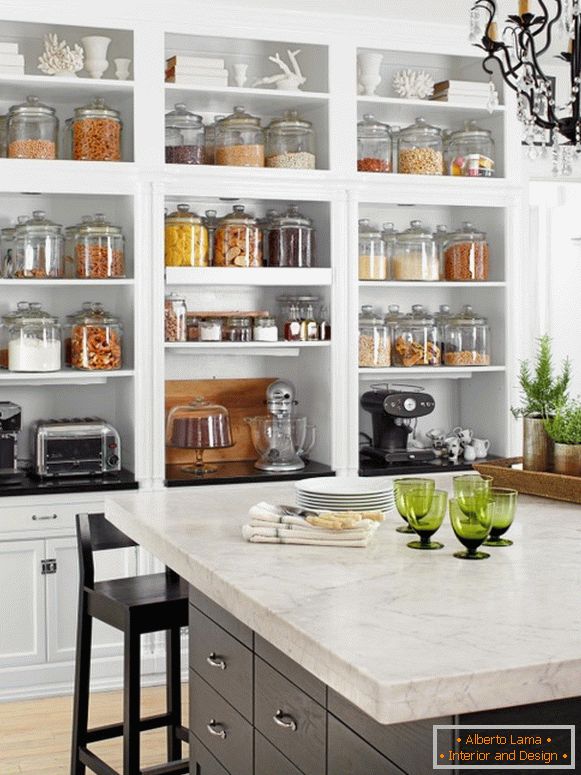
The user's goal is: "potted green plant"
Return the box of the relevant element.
[511,335,571,471]
[545,401,581,475]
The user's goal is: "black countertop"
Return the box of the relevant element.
[0,468,138,497]
[166,459,335,487]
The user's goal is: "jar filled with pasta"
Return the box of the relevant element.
[165,204,209,267]
[214,205,263,267]
[71,97,122,161]
[74,213,125,278]
[71,303,123,371]
[393,305,441,367]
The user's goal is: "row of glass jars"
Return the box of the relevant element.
[358,219,489,282]
[357,115,495,177]
[0,211,126,279]
[0,302,123,372]
[358,303,491,368]
[3,96,123,161]
[166,104,316,169]
[164,203,316,268]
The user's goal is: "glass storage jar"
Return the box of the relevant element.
[259,208,278,265]
[434,303,453,354]
[444,305,491,366]
[64,215,91,279]
[448,121,495,177]
[253,315,278,342]
[265,110,316,169]
[443,221,490,281]
[165,292,187,342]
[199,318,222,341]
[203,115,224,165]
[7,96,58,159]
[398,117,443,175]
[359,305,390,368]
[165,103,204,165]
[1,302,33,369]
[165,204,209,267]
[0,218,27,278]
[223,316,252,342]
[63,302,95,367]
[392,220,439,281]
[393,305,441,367]
[357,113,392,173]
[214,205,262,267]
[8,303,61,372]
[215,106,264,167]
[71,97,122,161]
[14,210,64,279]
[384,304,405,349]
[71,303,123,371]
[203,209,219,266]
[75,213,125,278]
[268,205,315,267]
[359,218,387,280]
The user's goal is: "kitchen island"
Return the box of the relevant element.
[106,479,581,774]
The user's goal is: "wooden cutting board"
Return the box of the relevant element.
[165,378,275,464]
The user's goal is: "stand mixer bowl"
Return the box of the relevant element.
[245,415,307,471]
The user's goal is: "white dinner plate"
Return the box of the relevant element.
[295,477,394,496]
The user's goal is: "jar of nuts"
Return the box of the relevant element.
[74,213,125,279]
[443,305,490,367]
[14,210,64,279]
[215,205,263,267]
[7,96,58,160]
[215,106,264,167]
[71,303,123,371]
[398,117,444,176]
[71,97,122,161]
[165,103,204,165]
[165,204,209,267]
[359,305,390,368]
[165,293,187,342]
[443,221,490,281]
[357,113,392,173]
[358,219,387,280]
[265,110,316,169]
[393,305,441,367]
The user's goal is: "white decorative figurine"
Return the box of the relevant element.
[232,63,248,88]
[253,49,306,91]
[357,52,383,96]
[114,58,131,81]
[393,69,435,100]
[81,35,111,79]
[37,33,84,77]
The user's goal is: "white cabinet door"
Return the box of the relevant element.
[0,539,46,668]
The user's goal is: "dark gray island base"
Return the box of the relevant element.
[188,587,580,775]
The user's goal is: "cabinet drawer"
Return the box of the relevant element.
[328,715,404,775]
[190,671,252,775]
[255,731,304,775]
[190,588,253,648]
[255,634,326,705]
[0,501,102,535]
[254,656,325,775]
[190,734,231,775]
[189,605,253,721]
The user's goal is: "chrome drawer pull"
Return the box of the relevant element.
[207,719,227,739]
[273,710,298,731]
[206,652,227,670]
[32,514,58,521]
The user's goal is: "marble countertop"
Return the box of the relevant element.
[106,478,581,725]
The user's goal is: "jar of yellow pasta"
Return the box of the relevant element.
[164,204,209,267]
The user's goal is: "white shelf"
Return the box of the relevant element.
[0,369,135,386]
[0,279,135,287]
[165,83,329,113]
[165,267,332,287]
[359,366,506,379]
[357,95,504,113]
[0,74,134,102]
[358,281,506,288]
[165,341,330,357]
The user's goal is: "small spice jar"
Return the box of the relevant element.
[71,97,122,161]
[359,305,390,368]
[71,303,123,371]
[359,219,387,280]
[265,110,316,169]
[74,213,125,279]
[165,292,187,342]
[223,316,252,342]
[447,121,495,177]
[214,205,263,267]
[7,96,58,159]
[443,221,490,281]
[199,318,222,341]
[8,302,62,372]
[392,220,439,281]
[14,210,64,279]
[357,114,392,173]
[444,305,491,366]
[215,106,264,167]
[268,205,315,267]
[398,117,443,176]
[253,315,278,342]
[165,204,209,267]
[203,209,219,266]
[283,304,301,342]
[165,103,204,165]
[393,305,441,367]
[277,294,321,332]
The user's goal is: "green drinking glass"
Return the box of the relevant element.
[484,488,518,547]
[406,489,448,551]
[394,478,435,534]
[453,474,493,518]
[449,498,493,560]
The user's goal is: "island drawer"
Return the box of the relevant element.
[190,734,232,775]
[254,655,326,775]
[190,671,253,775]
[255,731,304,775]
[0,501,101,535]
[328,715,405,775]
[189,605,253,721]
[255,634,326,705]
[190,589,253,648]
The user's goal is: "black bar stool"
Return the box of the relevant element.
[71,512,189,775]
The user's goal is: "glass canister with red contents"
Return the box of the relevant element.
[71,97,122,161]
[267,205,315,267]
[357,113,392,173]
[71,303,123,371]
[74,213,125,279]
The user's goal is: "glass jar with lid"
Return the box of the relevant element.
[165,204,209,267]
[8,302,61,372]
[359,305,390,368]
[7,96,58,159]
[443,221,490,281]
[63,302,96,367]
[64,215,91,279]
[74,213,125,278]
[259,208,278,265]
[393,305,441,367]
[253,315,278,342]
[268,205,315,267]
[223,316,252,342]
[381,222,398,275]
[165,103,204,165]
[203,209,219,266]
[265,110,316,169]
[165,292,187,342]
[215,106,264,167]
[1,302,32,368]
[166,398,233,475]
[444,305,491,367]
[357,113,392,173]
[71,97,122,161]
[434,303,453,354]
[1,216,27,278]
[398,117,443,175]
[448,121,495,177]
[203,115,224,165]
[384,304,405,349]
[359,218,387,280]
[433,224,448,279]
[14,210,64,279]
[214,205,262,267]
[199,318,222,341]
[71,303,123,371]
[392,220,439,281]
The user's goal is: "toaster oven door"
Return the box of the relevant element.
[43,437,103,476]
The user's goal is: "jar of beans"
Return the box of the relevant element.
[357,114,392,173]
[7,96,58,160]
[398,117,443,176]
[71,97,122,161]
[443,305,491,367]
[358,219,387,280]
[74,213,125,279]
[359,305,390,368]
[266,110,316,169]
[165,103,204,165]
[165,204,209,267]
[215,106,264,167]
[268,205,315,267]
[165,293,187,342]
[14,211,64,279]
[443,222,490,281]
[214,205,263,267]
[71,303,123,371]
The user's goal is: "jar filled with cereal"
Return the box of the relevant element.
[359,219,387,281]
[165,103,204,165]
[393,305,441,367]
[265,110,316,169]
[398,117,443,176]
[359,305,390,368]
[7,96,58,160]
[71,97,122,161]
[444,305,490,366]
[74,213,125,279]
[215,106,264,167]
[165,292,187,342]
[357,113,392,173]
[14,210,64,279]
[165,204,209,267]
[214,205,263,267]
[443,221,489,281]
[71,303,123,371]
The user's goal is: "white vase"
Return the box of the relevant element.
[82,36,111,79]
[114,57,131,80]
[232,63,248,88]
[357,52,383,96]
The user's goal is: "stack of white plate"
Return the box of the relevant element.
[295,477,394,513]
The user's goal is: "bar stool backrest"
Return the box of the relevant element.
[76,512,137,589]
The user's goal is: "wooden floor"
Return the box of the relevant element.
[0,685,188,775]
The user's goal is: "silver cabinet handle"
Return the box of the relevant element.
[32,514,58,521]
[207,719,227,739]
[206,652,227,670]
[273,710,298,731]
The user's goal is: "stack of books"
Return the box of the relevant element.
[0,42,24,76]
[431,80,498,107]
[165,55,229,86]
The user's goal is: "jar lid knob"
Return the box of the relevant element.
[175,102,187,111]
[383,222,395,229]
[410,219,422,228]
[26,95,40,105]
[388,304,400,312]
[205,209,217,217]
[32,210,46,220]
[233,204,245,212]
[177,204,190,212]
[359,218,370,226]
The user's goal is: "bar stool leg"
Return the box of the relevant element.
[123,626,141,775]
[166,626,182,761]
[70,597,93,775]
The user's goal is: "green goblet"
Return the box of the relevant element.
[484,488,518,547]
[449,498,493,560]
[394,478,435,534]
[406,489,448,550]
[453,474,492,518]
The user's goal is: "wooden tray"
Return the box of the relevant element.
[473,457,581,504]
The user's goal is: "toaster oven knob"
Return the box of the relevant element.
[108,455,119,466]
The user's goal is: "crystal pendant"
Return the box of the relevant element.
[469,7,485,43]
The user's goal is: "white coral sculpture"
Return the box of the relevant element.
[393,69,435,100]
[38,33,84,76]
[252,49,306,91]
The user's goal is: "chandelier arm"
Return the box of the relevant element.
[523,35,559,124]
[534,0,563,55]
